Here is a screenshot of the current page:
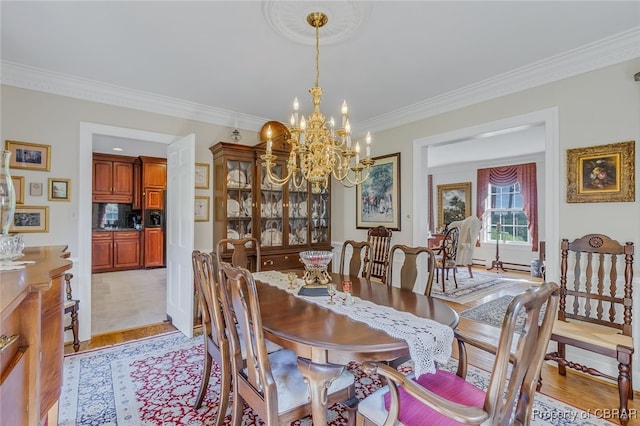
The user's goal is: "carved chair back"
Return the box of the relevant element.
[387,244,436,295]
[364,226,392,284]
[340,240,372,280]
[216,236,261,272]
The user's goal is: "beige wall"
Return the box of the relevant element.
[333,59,640,258]
[0,85,260,254]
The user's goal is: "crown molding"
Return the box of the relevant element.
[2,27,639,134]
[0,62,269,132]
[360,27,640,134]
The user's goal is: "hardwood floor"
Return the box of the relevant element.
[65,266,637,425]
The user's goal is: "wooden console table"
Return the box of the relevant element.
[0,246,72,426]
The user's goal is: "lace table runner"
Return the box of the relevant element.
[253,270,453,377]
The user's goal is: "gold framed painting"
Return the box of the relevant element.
[195,163,210,189]
[566,140,635,203]
[194,196,210,222]
[49,178,71,201]
[11,176,24,204]
[5,140,51,172]
[10,205,49,233]
[437,182,472,229]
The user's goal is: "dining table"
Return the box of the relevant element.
[253,270,459,425]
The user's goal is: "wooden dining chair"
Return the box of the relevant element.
[363,226,392,284]
[191,250,230,423]
[434,226,460,290]
[339,240,372,280]
[356,281,559,426]
[543,234,635,425]
[217,262,357,425]
[387,244,436,296]
[216,236,261,272]
[63,272,80,352]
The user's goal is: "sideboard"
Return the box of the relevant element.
[0,246,72,426]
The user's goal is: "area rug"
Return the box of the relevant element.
[431,270,535,304]
[58,331,614,426]
[459,295,546,332]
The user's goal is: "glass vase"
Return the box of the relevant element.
[0,150,16,235]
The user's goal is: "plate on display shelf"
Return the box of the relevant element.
[227,170,247,188]
[227,199,240,217]
[261,229,282,246]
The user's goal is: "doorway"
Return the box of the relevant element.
[411,108,560,287]
[77,123,177,342]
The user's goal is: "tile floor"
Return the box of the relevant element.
[91,268,167,335]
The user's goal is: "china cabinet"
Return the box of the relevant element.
[210,140,332,271]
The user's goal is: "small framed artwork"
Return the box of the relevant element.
[11,176,24,204]
[356,152,401,230]
[10,205,49,233]
[437,182,472,229]
[5,140,51,172]
[566,140,635,203]
[195,163,210,189]
[30,182,43,196]
[49,178,71,201]
[194,196,210,222]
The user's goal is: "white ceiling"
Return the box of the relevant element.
[2,1,639,136]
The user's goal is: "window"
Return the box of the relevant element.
[486,183,529,244]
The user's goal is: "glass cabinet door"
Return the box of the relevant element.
[226,159,253,241]
[311,187,330,244]
[259,163,284,248]
[288,178,309,246]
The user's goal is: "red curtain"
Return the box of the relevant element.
[476,163,538,252]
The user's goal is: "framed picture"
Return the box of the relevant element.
[195,163,210,189]
[49,178,71,201]
[437,182,472,229]
[356,152,401,230]
[30,182,43,196]
[566,140,635,203]
[194,196,210,222]
[11,176,24,204]
[5,140,51,172]
[10,205,49,233]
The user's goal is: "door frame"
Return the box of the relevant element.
[78,122,176,342]
[411,107,560,286]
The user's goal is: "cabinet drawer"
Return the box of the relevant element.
[92,232,113,241]
[261,254,304,271]
[114,231,140,240]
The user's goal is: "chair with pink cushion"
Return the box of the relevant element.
[356,281,559,426]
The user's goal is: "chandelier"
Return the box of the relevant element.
[261,12,375,194]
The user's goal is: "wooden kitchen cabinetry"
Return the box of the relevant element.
[140,156,167,189]
[0,246,72,426]
[132,159,142,210]
[91,231,141,272]
[144,228,164,267]
[210,140,332,271]
[92,153,136,203]
[144,188,164,209]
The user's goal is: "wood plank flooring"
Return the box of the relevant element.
[66,266,637,425]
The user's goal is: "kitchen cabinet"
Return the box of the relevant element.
[144,227,164,267]
[114,231,141,269]
[210,140,332,271]
[92,231,113,273]
[140,156,167,189]
[92,231,141,272]
[132,159,142,210]
[92,153,136,203]
[144,188,164,209]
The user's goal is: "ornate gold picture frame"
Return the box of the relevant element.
[6,140,51,172]
[566,140,635,203]
[437,182,472,229]
[10,205,49,233]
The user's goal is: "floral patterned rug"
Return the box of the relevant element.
[431,270,535,304]
[58,331,613,425]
